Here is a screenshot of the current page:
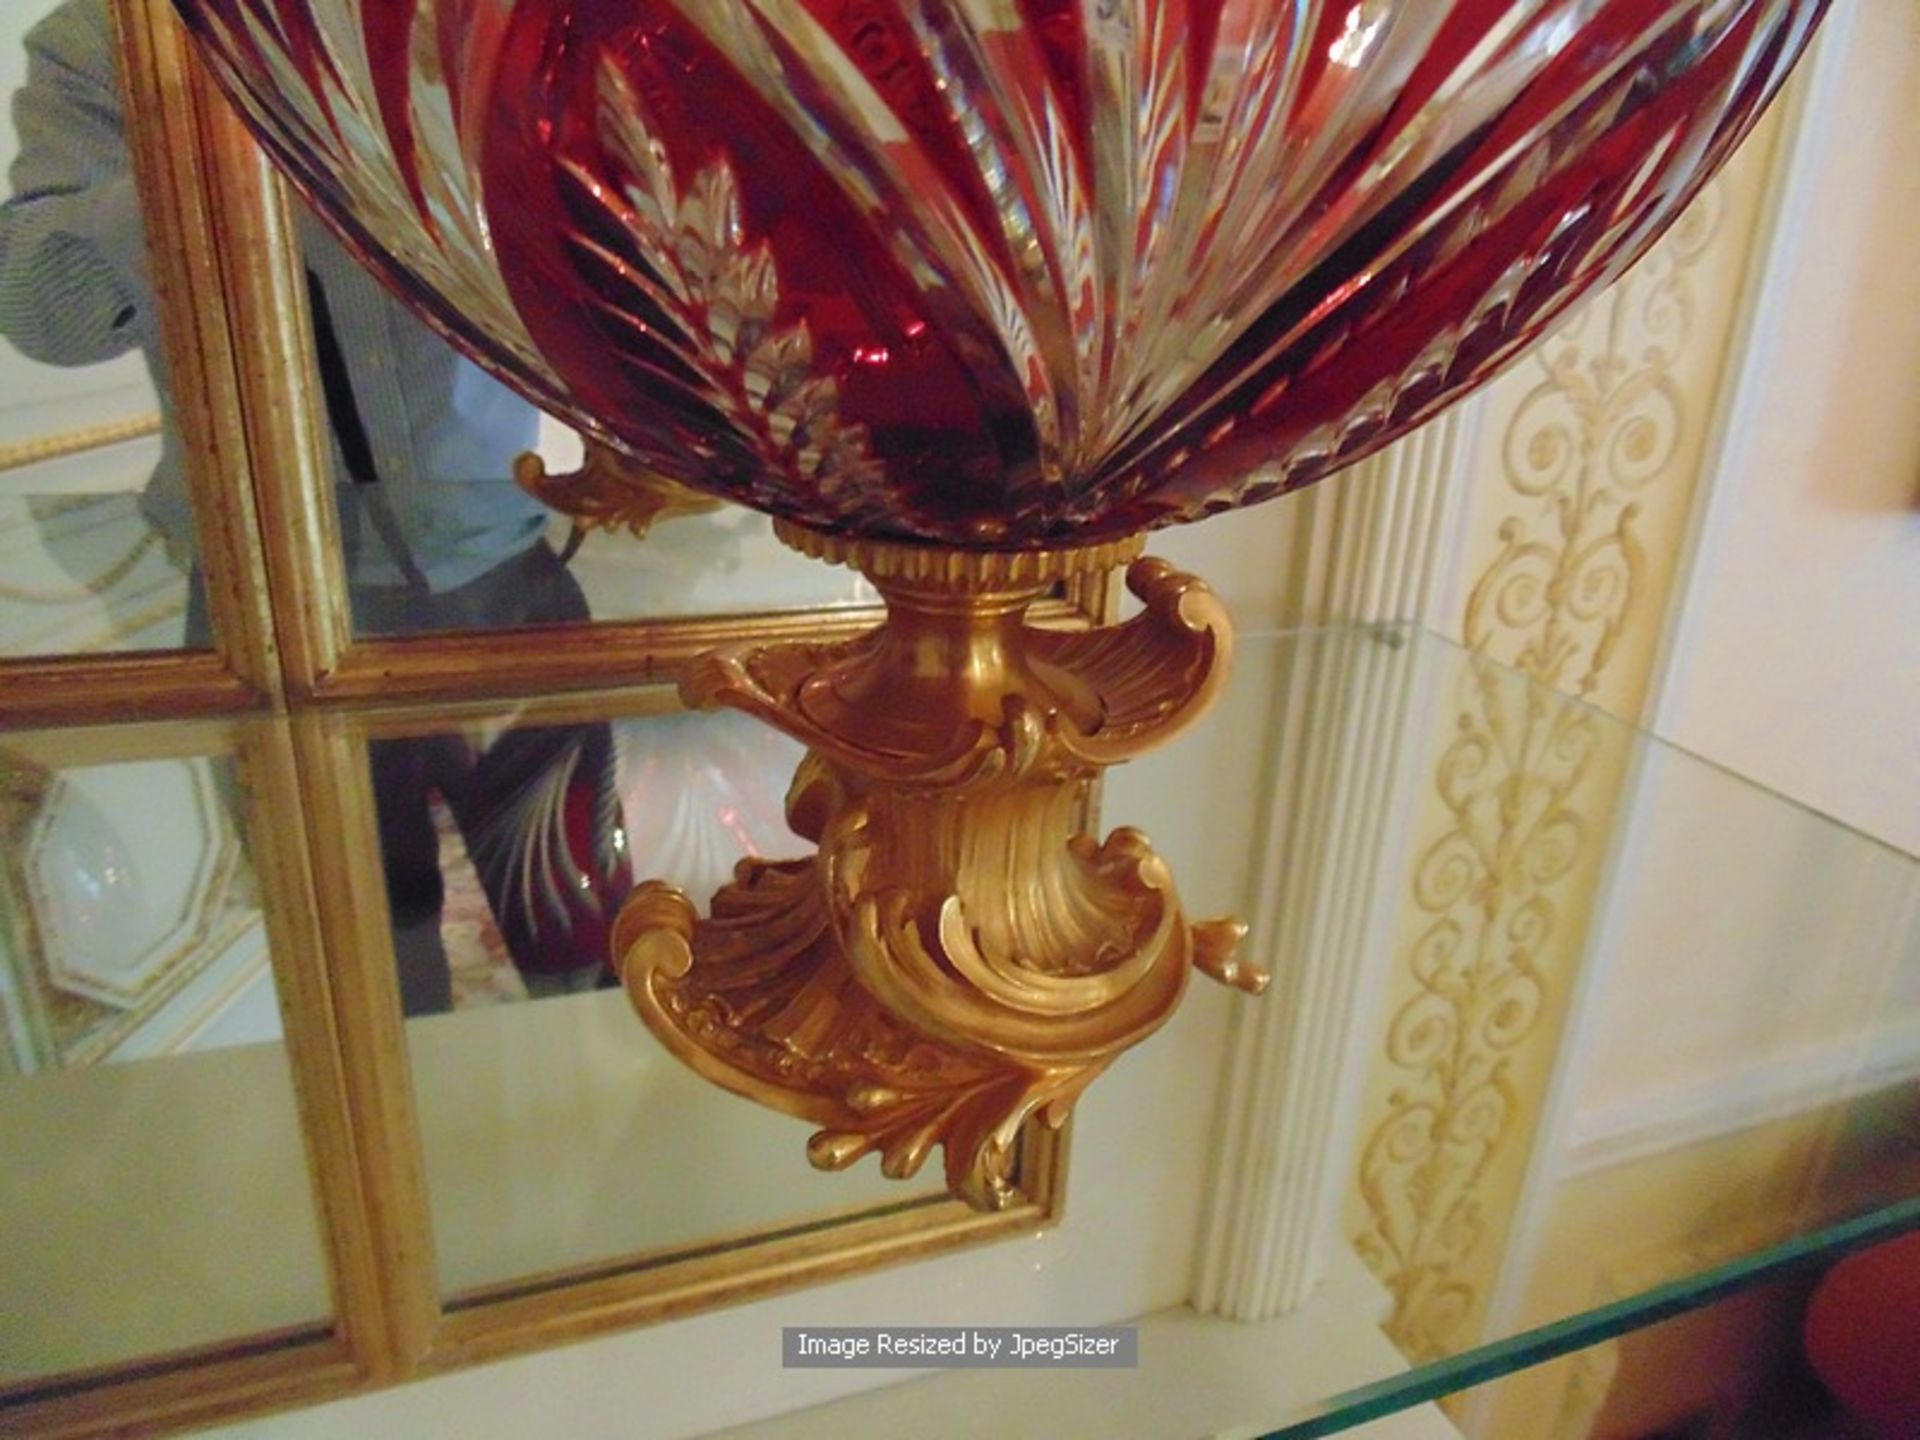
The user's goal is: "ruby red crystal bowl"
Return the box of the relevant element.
[176,1,1826,548]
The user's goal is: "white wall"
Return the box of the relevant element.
[1655,0,1920,857]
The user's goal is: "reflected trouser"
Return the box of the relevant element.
[189,543,632,1015]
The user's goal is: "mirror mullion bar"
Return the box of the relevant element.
[236,719,409,1380]
[113,0,284,708]
[289,712,444,1378]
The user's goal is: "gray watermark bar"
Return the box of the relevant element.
[782,1326,1137,1369]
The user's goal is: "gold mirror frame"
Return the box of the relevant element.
[0,3,1100,1432]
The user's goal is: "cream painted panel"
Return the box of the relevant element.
[1563,746,1919,1142]
[1654,0,1920,856]
[1151,495,1302,634]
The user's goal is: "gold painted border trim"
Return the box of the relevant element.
[0,652,252,729]
[284,712,441,1379]
[427,1181,1060,1372]
[113,0,282,706]
[315,593,1094,708]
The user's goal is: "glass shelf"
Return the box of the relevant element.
[1270,1199,1920,1438]
[1231,625,1920,1437]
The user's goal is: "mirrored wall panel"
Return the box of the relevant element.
[0,0,206,657]
[526,420,879,627]
[331,410,874,642]
[0,735,330,1383]
[350,701,947,1301]
[277,213,875,643]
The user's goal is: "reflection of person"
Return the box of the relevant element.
[0,0,632,1011]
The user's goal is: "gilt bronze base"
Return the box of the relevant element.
[616,522,1268,1211]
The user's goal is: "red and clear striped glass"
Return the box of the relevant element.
[174,1,1828,548]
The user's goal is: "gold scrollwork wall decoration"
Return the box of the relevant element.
[1465,186,1719,697]
[1353,652,1598,1357]
[1352,187,1725,1360]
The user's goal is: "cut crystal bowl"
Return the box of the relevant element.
[175,0,1826,548]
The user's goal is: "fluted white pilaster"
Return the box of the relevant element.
[1192,409,1475,1320]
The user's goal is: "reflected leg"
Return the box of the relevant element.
[366,736,458,1017]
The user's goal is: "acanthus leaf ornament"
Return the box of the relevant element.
[176,0,1829,1210]
[617,531,1264,1210]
